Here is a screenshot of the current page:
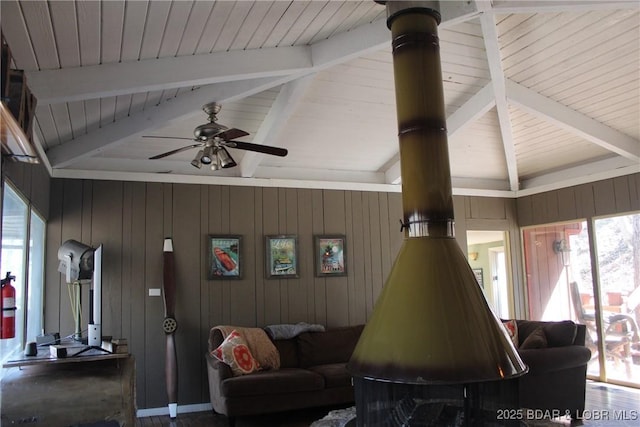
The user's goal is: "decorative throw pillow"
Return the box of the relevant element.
[542,320,577,347]
[520,327,548,350]
[501,319,519,347]
[211,330,259,375]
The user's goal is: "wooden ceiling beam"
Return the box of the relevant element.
[239,75,315,178]
[491,1,640,14]
[26,46,312,105]
[479,2,520,192]
[506,79,640,163]
[518,156,640,196]
[27,0,482,107]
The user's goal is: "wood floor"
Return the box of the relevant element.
[136,381,640,427]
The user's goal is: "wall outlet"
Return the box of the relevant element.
[148,288,161,297]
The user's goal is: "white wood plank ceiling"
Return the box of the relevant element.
[1,0,638,197]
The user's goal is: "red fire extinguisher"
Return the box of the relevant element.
[1,272,17,339]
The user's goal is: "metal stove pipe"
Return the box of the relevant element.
[347,1,527,384]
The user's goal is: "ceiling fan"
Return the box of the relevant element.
[145,102,288,170]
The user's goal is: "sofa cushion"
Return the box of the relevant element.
[297,325,364,368]
[220,368,324,397]
[308,363,352,388]
[517,320,577,347]
[543,321,577,347]
[273,338,299,368]
[211,330,260,375]
[519,327,547,349]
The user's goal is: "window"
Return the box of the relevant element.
[0,182,45,364]
[27,209,45,343]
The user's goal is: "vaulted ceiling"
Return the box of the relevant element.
[2,0,638,197]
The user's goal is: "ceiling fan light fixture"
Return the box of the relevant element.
[218,147,237,169]
[201,146,213,165]
[191,150,204,168]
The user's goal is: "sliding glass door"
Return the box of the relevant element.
[592,213,640,385]
[522,212,640,388]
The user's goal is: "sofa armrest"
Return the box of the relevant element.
[206,352,233,380]
[208,328,225,353]
[574,323,586,346]
[519,346,591,375]
[206,352,233,415]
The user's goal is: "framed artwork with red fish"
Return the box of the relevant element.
[208,235,242,279]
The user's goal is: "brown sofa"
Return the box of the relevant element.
[206,320,590,425]
[206,324,363,426]
[510,319,591,420]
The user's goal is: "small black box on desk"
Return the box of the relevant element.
[49,345,67,358]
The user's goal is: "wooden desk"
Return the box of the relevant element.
[2,343,129,368]
[1,344,135,427]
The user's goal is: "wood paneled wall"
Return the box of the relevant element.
[517,174,640,226]
[45,180,409,409]
[44,178,522,409]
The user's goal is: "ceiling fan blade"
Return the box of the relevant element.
[217,128,250,141]
[143,136,195,141]
[227,141,288,157]
[149,143,203,159]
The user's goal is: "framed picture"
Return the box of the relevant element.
[314,235,347,277]
[265,235,299,278]
[208,235,242,279]
[473,268,484,288]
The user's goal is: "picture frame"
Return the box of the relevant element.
[265,235,299,278]
[208,235,242,279]
[314,235,347,277]
[473,268,484,288]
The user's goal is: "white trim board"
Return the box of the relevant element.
[137,402,212,418]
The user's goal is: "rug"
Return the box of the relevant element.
[310,382,640,427]
[309,406,574,427]
[310,411,637,427]
[310,407,356,427]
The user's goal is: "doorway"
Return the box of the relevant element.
[467,230,513,319]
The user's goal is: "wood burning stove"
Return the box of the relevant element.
[353,377,521,426]
[347,2,528,425]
